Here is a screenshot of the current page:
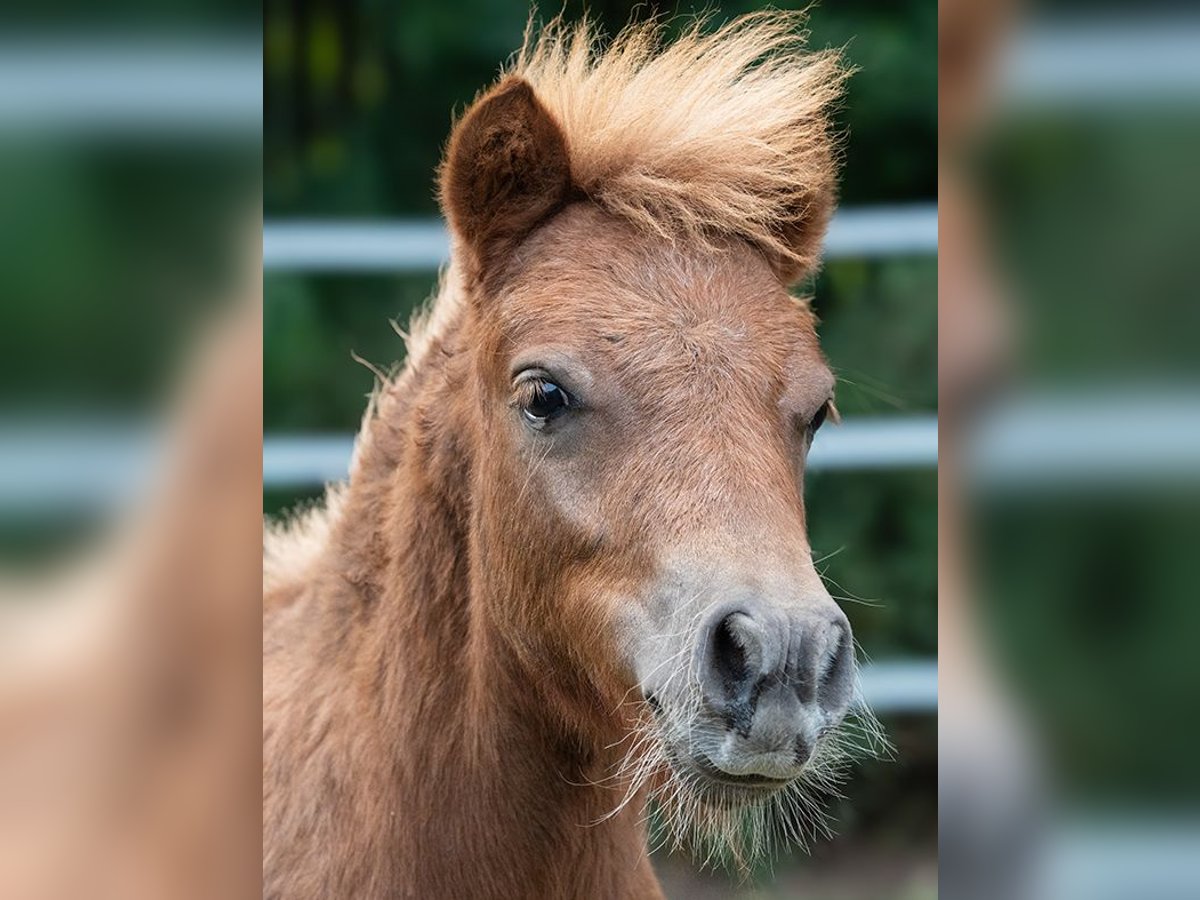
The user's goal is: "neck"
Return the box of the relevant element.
[320,307,659,898]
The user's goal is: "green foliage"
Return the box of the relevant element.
[265,0,936,215]
[0,143,256,413]
[982,490,1200,803]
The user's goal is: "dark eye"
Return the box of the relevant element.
[807,400,836,438]
[520,378,572,430]
[810,403,828,433]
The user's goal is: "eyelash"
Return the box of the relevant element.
[512,372,575,430]
[511,378,540,408]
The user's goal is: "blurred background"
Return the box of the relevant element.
[0,1,260,550]
[941,0,1200,898]
[263,1,937,897]
[0,3,262,899]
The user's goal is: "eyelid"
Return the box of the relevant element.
[509,349,594,390]
[512,366,554,386]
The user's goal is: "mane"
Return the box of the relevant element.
[263,485,344,597]
[511,11,849,270]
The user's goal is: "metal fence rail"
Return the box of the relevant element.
[0,39,262,133]
[263,205,939,272]
[1003,18,1200,106]
[859,660,936,714]
[0,417,937,513]
[262,417,939,490]
[3,21,1195,132]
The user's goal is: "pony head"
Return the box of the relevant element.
[432,13,883,865]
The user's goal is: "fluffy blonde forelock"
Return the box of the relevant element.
[510,11,850,272]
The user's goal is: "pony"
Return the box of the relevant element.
[264,13,881,898]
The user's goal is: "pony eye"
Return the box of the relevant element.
[808,400,836,437]
[520,378,572,429]
[810,403,828,433]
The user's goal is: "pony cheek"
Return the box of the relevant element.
[611,604,663,684]
[521,454,613,545]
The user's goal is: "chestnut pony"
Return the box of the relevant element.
[264,14,881,899]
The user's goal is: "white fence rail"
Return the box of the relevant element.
[1003,19,1200,106]
[0,39,262,133]
[2,21,1195,132]
[262,417,939,489]
[264,205,938,272]
[14,391,1200,514]
[0,416,937,513]
[858,659,936,715]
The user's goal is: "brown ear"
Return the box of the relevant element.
[439,77,572,277]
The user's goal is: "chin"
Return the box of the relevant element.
[611,708,888,870]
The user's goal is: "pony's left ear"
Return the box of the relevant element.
[439,76,572,279]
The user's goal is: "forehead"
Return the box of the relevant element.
[496,204,830,394]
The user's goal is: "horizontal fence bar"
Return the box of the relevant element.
[264,220,449,273]
[9,390,1200,512]
[262,417,939,490]
[0,423,158,516]
[970,389,1200,490]
[1002,18,1200,106]
[0,416,933,521]
[264,434,353,489]
[858,659,936,714]
[0,38,262,133]
[0,416,935,514]
[1043,817,1200,899]
[263,205,938,272]
[1,22,1193,133]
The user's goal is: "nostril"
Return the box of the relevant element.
[711,614,752,697]
[817,622,855,717]
[794,734,812,765]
